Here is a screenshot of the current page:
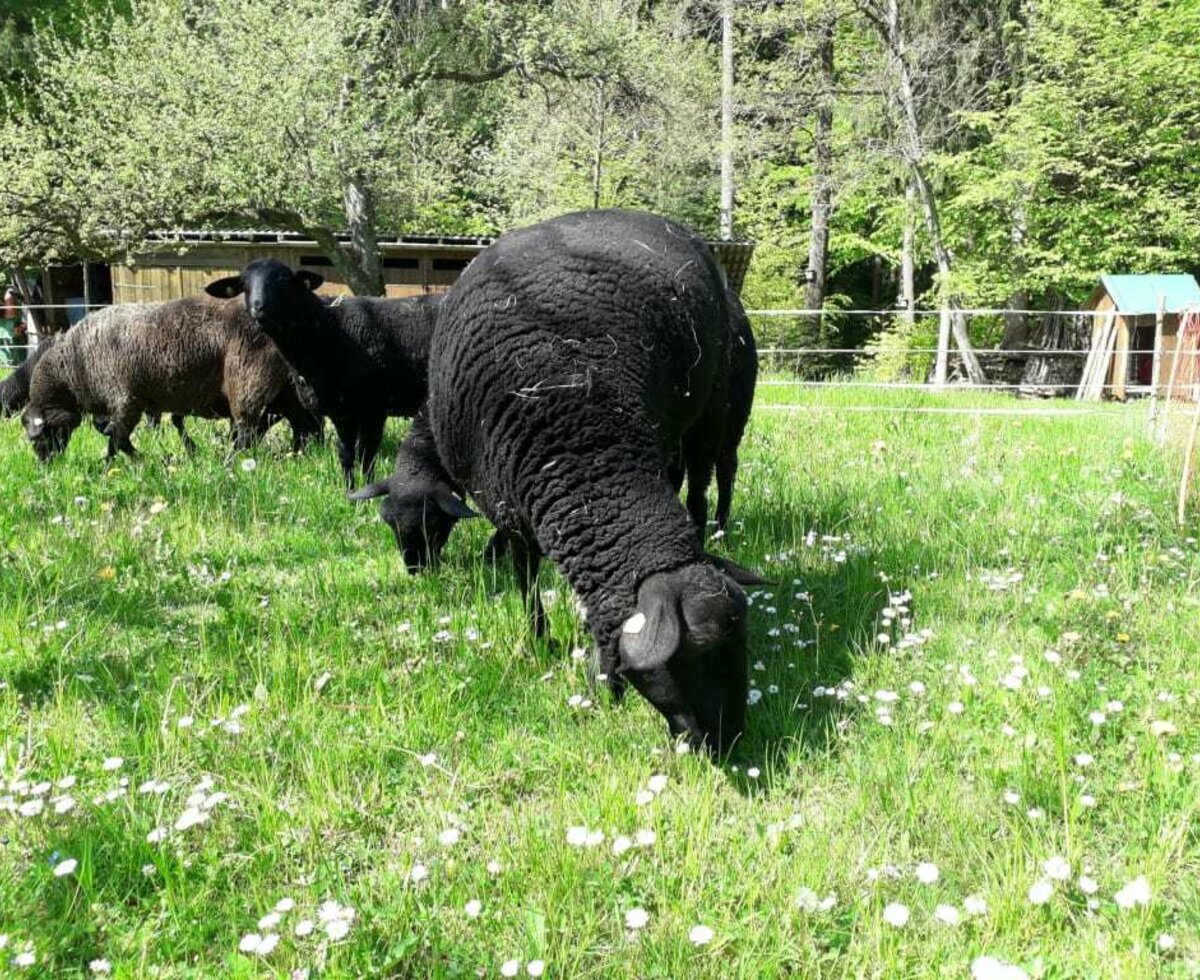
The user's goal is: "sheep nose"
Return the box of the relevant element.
[249,301,265,320]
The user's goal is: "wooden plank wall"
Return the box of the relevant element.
[111,244,474,305]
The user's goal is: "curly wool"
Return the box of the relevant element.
[428,209,741,657]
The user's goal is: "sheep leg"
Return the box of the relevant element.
[104,407,141,459]
[172,415,197,453]
[333,421,358,489]
[714,446,738,531]
[482,530,510,564]
[356,415,386,484]
[509,536,546,640]
[682,433,719,537]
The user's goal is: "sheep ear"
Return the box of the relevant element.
[347,480,389,501]
[618,592,681,672]
[295,270,324,292]
[706,554,769,586]
[205,276,244,299]
[432,489,477,519]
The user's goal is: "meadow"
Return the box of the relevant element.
[1,388,1198,978]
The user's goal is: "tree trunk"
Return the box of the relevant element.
[882,0,984,385]
[719,0,735,240]
[1001,198,1029,349]
[899,179,915,326]
[592,80,606,211]
[803,1,836,324]
[342,175,384,297]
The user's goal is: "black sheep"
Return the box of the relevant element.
[425,209,763,753]
[205,262,439,488]
[348,412,476,572]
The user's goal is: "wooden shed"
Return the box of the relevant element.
[1083,274,1200,399]
[107,229,756,305]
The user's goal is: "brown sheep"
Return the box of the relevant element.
[22,296,317,459]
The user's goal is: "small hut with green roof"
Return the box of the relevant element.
[1083,274,1200,399]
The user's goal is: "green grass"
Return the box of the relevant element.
[1,392,1199,978]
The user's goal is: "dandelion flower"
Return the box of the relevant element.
[1043,856,1070,881]
[612,836,633,856]
[102,757,123,771]
[53,858,78,877]
[325,919,351,941]
[487,860,503,875]
[408,863,428,883]
[174,807,208,831]
[635,789,654,806]
[747,767,761,779]
[1157,933,1176,951]
[258,912,282,931]
[963,895,988,916]
[915,862,939,884]
[527,960,545,976]
[238,934,264,954]
[240,458,257,472]
[948,701,965,715]
[465,899,482,918]
[971,955,1029,980]
[1114,875,1151,909]
[294,919,315,937]
[1028,879,1054,905]
[796,887,820,912]
[635,829,657,847]
[501,960,520,978]
[625,907,650,930]
[933,904,960,926]
[1074,753,1094,767]
[438,827,461,847]
[647,774,668,794]
[89,960,111,975]
[275,897,295,913]
[1078,875,1099,895]
[254,934,279,956]
[13,951,36,968]
[882,903,910,928]
[688,924,714,946]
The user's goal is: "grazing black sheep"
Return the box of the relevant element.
[419,209,762,753]
[22,298,316,460]
[348,412,476,572]
[205,262,440,488]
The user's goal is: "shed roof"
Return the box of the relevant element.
[1093,274,1200,315]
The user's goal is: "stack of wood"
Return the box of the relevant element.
[1076,311,1117,401]
[1018,311,1089,398]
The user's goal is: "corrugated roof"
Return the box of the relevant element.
[1099,274,1200,314]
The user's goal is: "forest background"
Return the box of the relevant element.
[2,0,1198,365]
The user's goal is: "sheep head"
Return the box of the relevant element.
[205,260,323,337]
[349,478,477,573]
[616,558,765,755]
[23,407,79,461]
